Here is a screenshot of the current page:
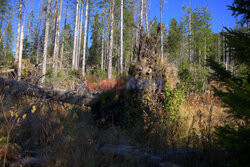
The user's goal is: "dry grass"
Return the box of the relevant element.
[180,92,228,149]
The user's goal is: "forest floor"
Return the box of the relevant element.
[0,64,230,167]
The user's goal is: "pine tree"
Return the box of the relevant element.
[0,0,13,63]
[59,0,69,70]
[168,18,181,62]
[2,19,13,62]
[23,9,36,61]
[89,13,101,66]
[207,0,250,165]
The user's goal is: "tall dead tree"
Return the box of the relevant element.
[145,0,149,34]
[52,0,63,74]
[72,0,80,69]
[77,1,84,69]
[120,0,124,74]
[82,0,89,76]
[75,1,82,69]
[107,0,115,79]
[188,0,192,63]
[160,0,164,62]
[101,6,106,71]
[41,0,51,84]
[18,1,26,81]
[222,18,225,67]
[60,0,69,70]
[15,0,23,63]
[225,23,230,70]
[217,27,221,63]
[140,0,144,28]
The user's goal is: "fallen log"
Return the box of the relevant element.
[0,77,94,106]
[0,69,15,74]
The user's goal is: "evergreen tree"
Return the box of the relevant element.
[89,13,102,66]
[121,0,135,71]
[0,0,12,61]
[168,18,181,62]
[2,20,13,61]
[23,10,36,61]
[207,0,250,165]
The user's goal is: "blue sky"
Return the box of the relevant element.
[10,0,237,31]
[8,0,237,52]
[150,0,236,32]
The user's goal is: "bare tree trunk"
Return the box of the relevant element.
[86,8,90,58]
[188,0,192,64]
[41,0,51,84]
[60,0,69,70]
[160,0,164,62]
[140,0,144,28]
[101,6,106,71]
[77,1,84,69]
[217,32,220,63]
[82,0,89,76]
[15,0,23,63]
[145,0,149,35]
[222,17,226,66]
[35,0,45,65]
[52,0,62,74]
[18,3,26,81]
[75,2,82,69]
[72,0,80,69]
[107,0,115,79]
[120,0,124,74]
[222,33,225,66]
[226,42,229,70]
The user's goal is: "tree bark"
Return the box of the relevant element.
[52,0,62,74]
[75,2,81,69]
[41,0,51,84]
[160,0,164,62]
[53,0,62,74]
[188,0,192,63]
[101,6,106,71]
[82,0,89,76]
[77,1,84,69]
[145,0,149,35]
[17,5,26,81]
[107,0,115,79]
[120,0,124,74]
[140,0,144,28]
[222,18,226,67]
[15,0,23,63]
[72,0,80,69]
